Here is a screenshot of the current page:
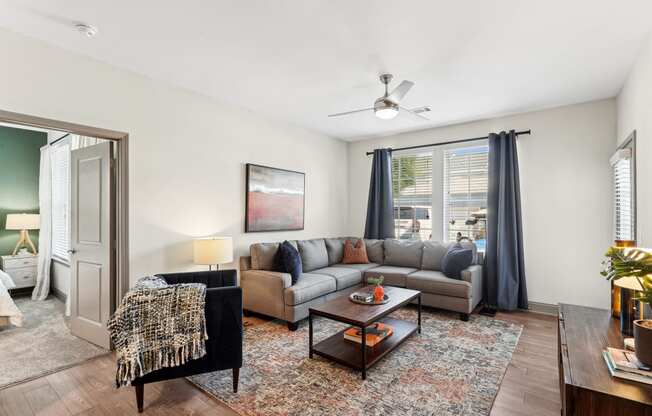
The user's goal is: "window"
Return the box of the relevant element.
[443,145,488,250]
[392,151,433,240]
[51,140,70,261]
[611,137,636,243]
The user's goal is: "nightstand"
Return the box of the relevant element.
[1,253,38,289]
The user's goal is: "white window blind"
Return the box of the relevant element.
[611,148,634,242]
[51,141,71,261]
[392,151,433,240]
[443,145,488,250]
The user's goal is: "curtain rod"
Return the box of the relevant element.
[365,129,531,155]
[49,133,71,146]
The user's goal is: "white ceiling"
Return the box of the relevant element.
[1,1,651,141]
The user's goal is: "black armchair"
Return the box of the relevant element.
[131,270,243,413]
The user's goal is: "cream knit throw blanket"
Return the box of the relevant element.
[107,276,208,387]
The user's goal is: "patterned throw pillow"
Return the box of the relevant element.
[441,243,473,279]
[279,240,302,285]
[342,239,370,264]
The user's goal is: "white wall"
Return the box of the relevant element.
[0,28,349,284]
[51,260,70,297]
[618,33,652,247]
[348,99,616,308]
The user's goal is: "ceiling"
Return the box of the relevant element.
[1,1,651,141]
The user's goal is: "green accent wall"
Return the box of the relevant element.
[0,126,47,255]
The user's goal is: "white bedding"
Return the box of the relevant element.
[0,270,23,327]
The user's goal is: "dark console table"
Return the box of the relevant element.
[558,303,652,415]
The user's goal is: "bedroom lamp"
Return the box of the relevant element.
[6,213,40,255]
[193,237,233,271]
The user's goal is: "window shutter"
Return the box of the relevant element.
[51,141,71,261]
[611,148,634,242]
[443,145,488,249]
[392,151,433,240]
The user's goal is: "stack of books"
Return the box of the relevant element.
[351,290,374,303]
[344,322,393,348]
[603,347,652,385]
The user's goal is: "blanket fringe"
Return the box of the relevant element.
[115,337,207,387]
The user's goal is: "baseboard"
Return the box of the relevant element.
[526,301,558,316]
[51,287,68,303]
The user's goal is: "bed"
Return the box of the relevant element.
[0,269,23,327]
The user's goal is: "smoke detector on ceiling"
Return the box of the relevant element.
[74,23,98,38]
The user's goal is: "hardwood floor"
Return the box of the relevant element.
[491,311,560,416]
[0,311,559,416]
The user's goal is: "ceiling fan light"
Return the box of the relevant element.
[375,107,398,120]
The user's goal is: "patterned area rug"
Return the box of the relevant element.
[0,296,108,389]
[189,307,523,415]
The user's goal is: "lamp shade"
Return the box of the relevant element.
[193,237,233,265]
[6,214,40,230]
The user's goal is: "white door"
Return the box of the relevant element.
[70,142,114,349]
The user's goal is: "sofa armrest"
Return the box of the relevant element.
[460,264,482,284]
[461,264,483,308]
[240,270,291,320]
[240,256,252,272]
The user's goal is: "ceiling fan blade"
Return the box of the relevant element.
[387,80,415,103]
[328,108,374,118]
[400,106,430,121]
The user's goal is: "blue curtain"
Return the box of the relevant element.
[364,149,395,239]
[486,131,528,310]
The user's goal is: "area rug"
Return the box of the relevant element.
[0,296,108,389]
[189,307,523,416]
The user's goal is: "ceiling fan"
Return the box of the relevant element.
[328,74,431,120]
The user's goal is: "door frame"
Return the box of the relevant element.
[0,109,130,309]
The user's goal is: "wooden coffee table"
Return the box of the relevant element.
[308,286,421,380]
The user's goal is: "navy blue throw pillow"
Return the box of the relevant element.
[279,241,302,285]
[441,243,473,279]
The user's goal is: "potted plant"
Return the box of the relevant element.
[367,276,385,302]
[602,246,652,365]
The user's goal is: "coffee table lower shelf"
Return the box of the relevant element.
[310,317,417,378]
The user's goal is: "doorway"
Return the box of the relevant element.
[0,109,129,387]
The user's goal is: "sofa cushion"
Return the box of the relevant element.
[406,270,471,298]
[365,239,384,264]
[332,263,380,272]
[325,238,345,265]
[364,265,418,287]
[250,242,280,271]
[284,273,336,306]
[250,241,298,271]
[297,239,329,272]
[421,241,449,271]
[383,239,423,268]
[279,241,302,284]
[311,267,362,290]
[441,243,474,279]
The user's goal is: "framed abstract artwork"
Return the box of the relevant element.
[245,163,305,232]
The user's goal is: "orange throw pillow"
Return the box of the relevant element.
[342,239,369,264]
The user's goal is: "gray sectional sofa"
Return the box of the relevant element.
[239,237,483,330]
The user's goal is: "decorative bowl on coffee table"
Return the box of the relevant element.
[349,293,390,305]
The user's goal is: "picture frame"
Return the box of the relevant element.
[245,163,305,232]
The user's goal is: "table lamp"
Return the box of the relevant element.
[6,213,40,255]
[193,237,233,270]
